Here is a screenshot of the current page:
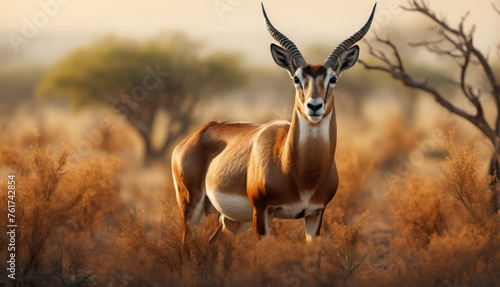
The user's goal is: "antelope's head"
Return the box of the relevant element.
[262,3,376,123]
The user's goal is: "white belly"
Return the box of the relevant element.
[206,188,324,221]
[206,188,253,222]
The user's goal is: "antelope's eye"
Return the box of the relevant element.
[329,77,337,84]
[293,76,301,85]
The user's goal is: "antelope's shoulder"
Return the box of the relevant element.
[253,120,290,145]
[249,120,289,158]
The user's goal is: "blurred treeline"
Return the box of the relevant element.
[0,30,471,165]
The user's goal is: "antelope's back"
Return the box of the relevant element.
[171,121,265,192]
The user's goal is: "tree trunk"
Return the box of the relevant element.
[134,126,158,165]
[488,154,500,213]
[143,136,156,165]
[141,133,172,165]
[128,111,191,165]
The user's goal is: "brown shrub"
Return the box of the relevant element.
[113,182,374,287]
[438,131,494,226]
[321,211,373,286]
[0,144,28,174]
[0,136,122,286]
[387,175,447,247]
[330,146,374,223]
[381,132,500,287]
[115,191,233,286]
[3,130,498,286]
[381,222,500,287]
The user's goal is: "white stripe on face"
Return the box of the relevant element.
[324,68,336,90]
[294,67,304,87]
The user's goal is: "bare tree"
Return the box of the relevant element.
[359,0,500,212]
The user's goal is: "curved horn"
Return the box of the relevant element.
[324,3,377,69]
[261,3,307,67]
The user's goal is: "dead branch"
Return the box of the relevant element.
[360,0,500,144]
[493,3,500,17]
[359,35,495,143]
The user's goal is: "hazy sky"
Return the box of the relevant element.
[1,0,499,65]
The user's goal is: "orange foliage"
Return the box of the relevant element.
[0,132,499,286]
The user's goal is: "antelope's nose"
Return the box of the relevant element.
[307,102,323,112]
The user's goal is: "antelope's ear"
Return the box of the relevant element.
[270,43,296,76]
[334,45,359,76]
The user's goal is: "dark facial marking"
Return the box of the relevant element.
[301,65,328,78]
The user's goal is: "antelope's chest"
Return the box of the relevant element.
[297,113,332,148]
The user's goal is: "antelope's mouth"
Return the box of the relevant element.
[306,114,323,123]
[304,99,325,123]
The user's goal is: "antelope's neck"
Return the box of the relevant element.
[281,106,337,189]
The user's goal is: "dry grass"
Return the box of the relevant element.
[382,131,500,287]
[387,175,447,247]
[332,147,374,223]
[0,135,121,286]
[438,132,495,226]
[375,116,422,168]
[0,131,499,286]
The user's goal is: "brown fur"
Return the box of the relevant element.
[172,63,343,242]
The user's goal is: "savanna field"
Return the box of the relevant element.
[1,0,500,286]
[1,125,500,286]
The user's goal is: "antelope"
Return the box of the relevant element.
[172,3,376,243]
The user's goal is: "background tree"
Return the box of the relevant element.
[37,33,247,163]
[360,0,500,211]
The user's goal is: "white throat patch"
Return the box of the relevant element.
[297,112,331,147]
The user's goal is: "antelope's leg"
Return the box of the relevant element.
[265,209,274,236]
[172,173,189,244]
[305,208,325,243]
[253,207,265,237]
[222,216,251,234]
[253,207,273,238]
[208,215,223,243]
[174,180,205,244]
[209,215,251,243]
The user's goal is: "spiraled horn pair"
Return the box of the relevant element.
[261,3,377,69]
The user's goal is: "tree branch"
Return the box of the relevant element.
[459,48,483,118]
[402,0,463,37]
[401,0,500,136]
[493,3,500,17]
[359,35,496,143]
